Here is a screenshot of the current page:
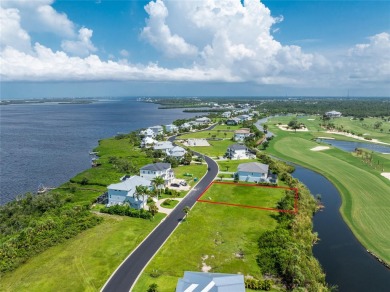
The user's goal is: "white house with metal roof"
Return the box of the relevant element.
[234,128,252,141]
[236,162,270,183]
[195,117,211,125]
[153,141,174,152]
[165,124,179,133]
[167,146,187,159]
[176,271,245,292]
[226,144,250,160]
[107,176,152,209]
[140,163,174,184]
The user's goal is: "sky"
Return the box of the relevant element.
[0,0,389,98]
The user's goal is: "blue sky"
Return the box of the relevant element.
[1,0,389,98]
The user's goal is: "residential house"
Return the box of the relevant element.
[107,176,152,209]
[165,124,178,133]
[140,128,155,138]
[195,117,211,125]
[237,114,251,122]
[226,117,241,125]
[140,163,174,185]
[153,141,174,152]
[234,128,252,141]
[180,122,192,131]
[325,110,342,118]
[141,137,157,148]
[176,271,245,292]
[226,144,250,160]
[236,162,275,183]
[221,111,231,118]
[149,125,164,136]
[167,146,187,159]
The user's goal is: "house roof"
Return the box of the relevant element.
[176,272,245,292]
[196,117,211,122]
[169,146,186,157]
[141,163,171,171]
[142,137,157,144]
[149,125,163,130]
[153,141,173,150]
[227,144,247,151]
[237,162,269,174]
[107,175,151,191]
[234,128,250,134]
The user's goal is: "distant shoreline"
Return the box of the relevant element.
[0,98,96,106]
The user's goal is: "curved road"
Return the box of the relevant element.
[101,136,218,292]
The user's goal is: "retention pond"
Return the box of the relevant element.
[291,165,390,291]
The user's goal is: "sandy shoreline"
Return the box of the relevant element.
[326,131,390,146]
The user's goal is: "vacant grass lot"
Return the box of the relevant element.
[133,185,282,291]
[173,164,207,186]
[0,214,165,292]
[217,159,258,172]
[200,183,286,209]
[266,127,390,264]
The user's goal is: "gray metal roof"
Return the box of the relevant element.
[237,162,269,174]
[107,175,151,191]
[141,163,171,171]
[227,144,247,151]
[176,272,245,292]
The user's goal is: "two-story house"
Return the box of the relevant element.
[140,163,174,185]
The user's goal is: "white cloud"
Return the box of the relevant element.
[61,28,97,57]
[1,0,75,38]
[346,32,390,83]
[0,0,388,94]
[0,6,31,52]
[141,0,198,58]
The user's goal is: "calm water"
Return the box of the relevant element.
[292,165,390,291]
[0,99,198,204]
[318,138,390,154]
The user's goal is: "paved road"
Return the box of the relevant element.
[101,141,218,292]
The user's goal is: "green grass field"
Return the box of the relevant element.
[133,184,283,291]
[268,115,390,143]
[265,125,390,264]
[0,214,165,292]
[173,164,208,186]
[200,183,286,208]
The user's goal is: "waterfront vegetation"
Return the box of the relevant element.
[0,214,165,291]
[266,119,390,264]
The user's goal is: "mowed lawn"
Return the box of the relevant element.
[0,214,165,292]
[200,183,286,209]
[267,134,390,264]
[133,185,282,291]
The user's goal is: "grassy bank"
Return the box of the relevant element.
[266,123,390,264]
[0,214,165,291]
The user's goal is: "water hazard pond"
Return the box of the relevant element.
[317,138,390,154]
[291,165,390,291]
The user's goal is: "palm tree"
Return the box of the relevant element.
[183,206,190,221]
[135,185,149,212]
[152,176,165,201]
[149,202,158,217]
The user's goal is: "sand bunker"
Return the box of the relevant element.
[311,146,330,151]
[326,131,390,146]
[307,118,315,121]
[278,124,308,132]
[381,173,390,181]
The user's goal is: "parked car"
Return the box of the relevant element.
[179,181,187,186]
[170,183,180,187]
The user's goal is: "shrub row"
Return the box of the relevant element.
[100,205,152,219]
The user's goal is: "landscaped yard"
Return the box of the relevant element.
[133,183,283,291]
[266,125,390,264]
[0,214,165,292]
